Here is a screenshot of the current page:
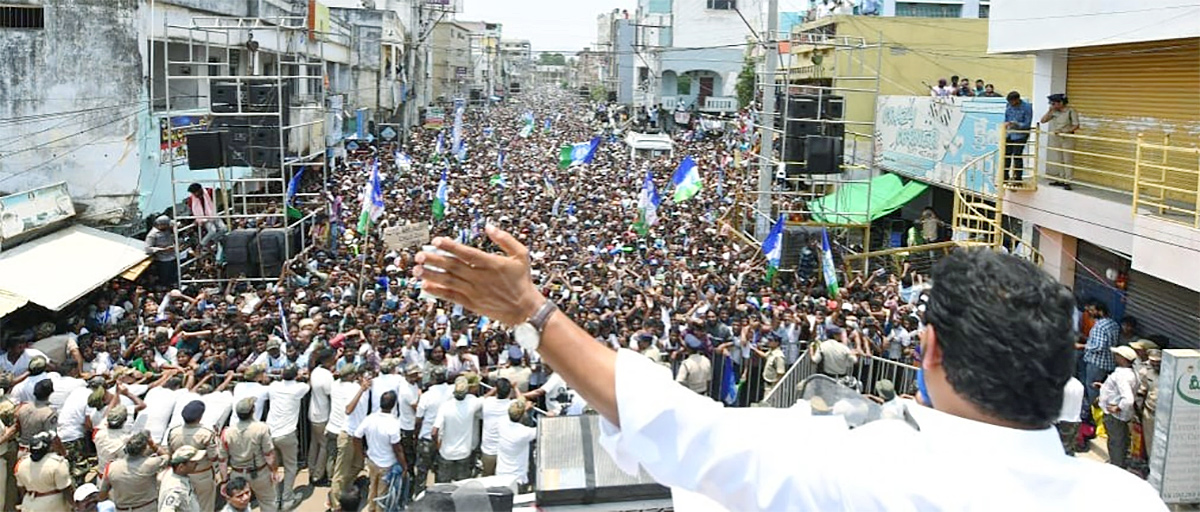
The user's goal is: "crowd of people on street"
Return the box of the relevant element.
[0,86,1160,512]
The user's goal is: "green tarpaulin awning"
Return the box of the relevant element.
[809,174,928,225]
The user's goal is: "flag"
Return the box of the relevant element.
[519,112,535,138]
[356,160,385,234]
[451,106,464,156]
[395,151,413,171]
[632,169,661,235]
[543,173,557,196]
[543,118,552,132]
[551,197,562,217]
[435,131,445,155]
[433,169,448,221]
[489,173,508,188]
[821,228,840,297]
[762,214,784,281]
[670,156,703,202]
[719,356,738,406]
[558,137,601,169]
[285,167,305,220]
[496,150,505,170]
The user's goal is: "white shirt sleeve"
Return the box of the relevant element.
[597,349,854,511]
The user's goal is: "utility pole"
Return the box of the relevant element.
[755,0,779,240]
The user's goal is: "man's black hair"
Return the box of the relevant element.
[494,378,512,399]
[33,379,54,401]
[223,475,249,496]
[1093,301,1109,317]
[924,248,1075,428]
[379,390,397,412]
[1121,316,1138,329]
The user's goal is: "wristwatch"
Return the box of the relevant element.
[514,299,557,352]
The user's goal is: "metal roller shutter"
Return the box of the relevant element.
[1066,38,1200,193]
[1124,271,1200,349]
[1072,241,1126,320]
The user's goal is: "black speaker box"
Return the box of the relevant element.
[783,136,808,175]
[211,82,241,113]
[804,135,844,175]
[250,147,281,168]
[185,131,228,170]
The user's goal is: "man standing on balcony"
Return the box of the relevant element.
[1041,94,1080,189]
[1004,91,1033,182]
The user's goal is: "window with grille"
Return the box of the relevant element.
[707,0,736,10]
[979,5,990,18]
[894,2,962,18]
[0,5,45,29]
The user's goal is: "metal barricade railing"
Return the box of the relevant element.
[1133,134,1200,228]
[760,353,919,409]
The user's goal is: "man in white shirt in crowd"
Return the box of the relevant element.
[413,367,450,494]
[251,337,290,373]
[0,337,48,375]
[496,399,536,490]
[306,349,336,487]
[432,377,482,483]
[414,229,1166,511]
[355,390,407,512]
[328,364,369,511]
[524,364,587,416]
[1057,374,1085,455]
[59,376,106,484]
[370,359,405,415]
[12,356,55,405]
[197,373,237,431]
[137,370,183,443]
[266,364,309,509]
[231,365,269,422]
[1099,346,1139,469]
[479,378,515,476]
[396,364,422,494]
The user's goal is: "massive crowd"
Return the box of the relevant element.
[0,88,1162,512]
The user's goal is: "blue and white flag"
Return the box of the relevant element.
[435,131,445,155]
[356,159,385,234]
[496,150,505,170]
[558,137,601,169]
[821,228,840,297]
[670,156,703,202]
[286,166,304,205]
[632,169,661,235]
[451,106,464,156]
[552,197,562,217]
[762,214,785,281]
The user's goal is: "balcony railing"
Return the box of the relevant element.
[1003,126,1200,229]
[702,96,737,113]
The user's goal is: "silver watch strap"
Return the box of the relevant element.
[530,300,557,333]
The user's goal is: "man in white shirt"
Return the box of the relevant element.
[479,378,515,476]
[328,364,369,511]
[266,365,309,509]
[136,371,183,444]
[414,368,450,494]
[396,365,422,490]
[369,359,404,415]
[59,376,105,484]
[251,337,290,373]
[432,377,482,483]
[415,230,1167,511]
[0,338,48,375]
[524,365,587,416]
[354,390,407,512]
[1099,346,1138,469]
[1056,375,1085,455]
[231,365,269,422]
[306,349,336,487]
[495,399,536,488]
[12,356,55,405]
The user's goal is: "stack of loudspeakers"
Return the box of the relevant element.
[779,94,845,176]
[221,225,303,278]
[190,80,290,170]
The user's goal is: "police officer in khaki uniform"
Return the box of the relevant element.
[14,431,71,512]
[94,407,134,473]
[98,431,168,512]
[167,401,220,512]
[160,445,205,512]
[221,397,277,512]
[15,379,57,448]
[0,394,19,512]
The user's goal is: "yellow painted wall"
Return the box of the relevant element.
[790,16,1034,133]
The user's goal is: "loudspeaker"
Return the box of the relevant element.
[804,136,844,175]
[250,125,281,147]
[185,131,228,170]
[211,82,241,112]
[786,119,823,138]
[822,96,845,120]
[783,136,807,176]
[250,147,281,168]
[223,228,258,278]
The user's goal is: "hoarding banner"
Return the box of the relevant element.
[874,96,1007,196]
[382,222,430,251]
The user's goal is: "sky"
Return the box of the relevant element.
[457,0,638,54]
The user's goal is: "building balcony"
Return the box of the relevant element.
[702,96,737,113]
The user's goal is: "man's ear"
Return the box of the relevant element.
[921,324,943,372]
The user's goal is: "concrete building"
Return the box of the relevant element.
[596,11,637,105]
[984,0,1200,347]
[431,21,473,102]
[0,0,352,229]
[788,15,1033,163]
[456,20,503,100]
[632,0,765,114]
[805,0,991,19]
[500,39,533,93]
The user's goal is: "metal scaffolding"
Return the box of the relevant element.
[734,31,884,274]
[161,16,329,286]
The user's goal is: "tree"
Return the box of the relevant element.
[736,57,758,109]
[538,53,566,66]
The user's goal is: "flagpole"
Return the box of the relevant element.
[357,219,375,307]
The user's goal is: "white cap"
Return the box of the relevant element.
[74,483,100,502]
